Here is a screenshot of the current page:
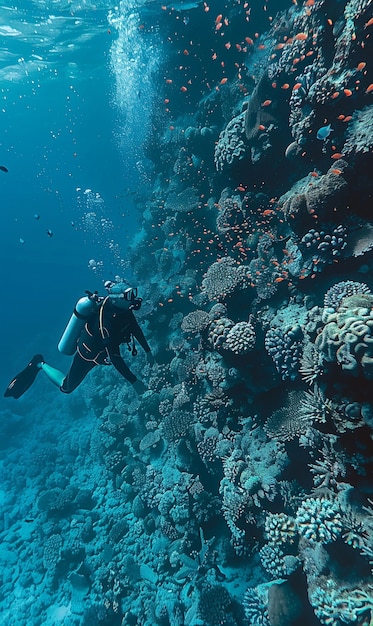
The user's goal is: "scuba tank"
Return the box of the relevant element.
[58,291,101,355]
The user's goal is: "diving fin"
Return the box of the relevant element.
[4,354,44,399]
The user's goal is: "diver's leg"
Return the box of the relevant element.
[60,353,96,394]
[40,362,65,388]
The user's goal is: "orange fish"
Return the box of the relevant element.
[365,17,373,27]
[275,43,286,49]
[295,32,307,40]
[183,49,189,55]
[216,22,223,31]
[258,44,266,50]
[262,209,275,217]
[343,88,353,96]
[337,114,345,120]
[275,276,285,283]
[281,83,290,89]
[311,171,319,177]
[332,169,342,175]
[165,78,173,83]
[236,186,246,192]
[262,99,272,106]
[220,77,228,84]
[215,14,223,24]
[258,124,266,130]
[180,86,188,92]
[331,91,339,99]
[366,84,373,93]
[305,0,315,6]
[225,42,231,49]
[343,116,352,122]
[331,153,344,159]
[245,37,254,45]
[356,62,366,71]
[293,82,302,90]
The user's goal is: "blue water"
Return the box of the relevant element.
[0,1,156,388]
[1,0,372,624]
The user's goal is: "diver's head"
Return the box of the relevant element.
[104,280,142,311]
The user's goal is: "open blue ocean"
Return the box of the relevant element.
[1,0,372,624]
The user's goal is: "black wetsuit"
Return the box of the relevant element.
[61,300,150,393]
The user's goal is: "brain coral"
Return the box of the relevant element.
[208,317,235,351]
[315,293,373,378]
[225,321,256,355]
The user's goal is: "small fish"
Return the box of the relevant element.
[356,62,366,71]
[0,165,8,172]
[34,214,40,220]
[294,32,307,40]
[261,99,272,106]
[316,124,333,140]
[343,88,353,97]
[46,229,53,237]
[331,152,344,159]
[19,238,25,244]
[366,84,373,94]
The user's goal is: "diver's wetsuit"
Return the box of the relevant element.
[61,300,150,393]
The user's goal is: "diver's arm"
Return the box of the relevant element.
[107,346,137,383]
[130,315,151,353]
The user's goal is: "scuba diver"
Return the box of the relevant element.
[4,280,154,399]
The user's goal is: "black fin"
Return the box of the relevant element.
[4,354,44,399]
